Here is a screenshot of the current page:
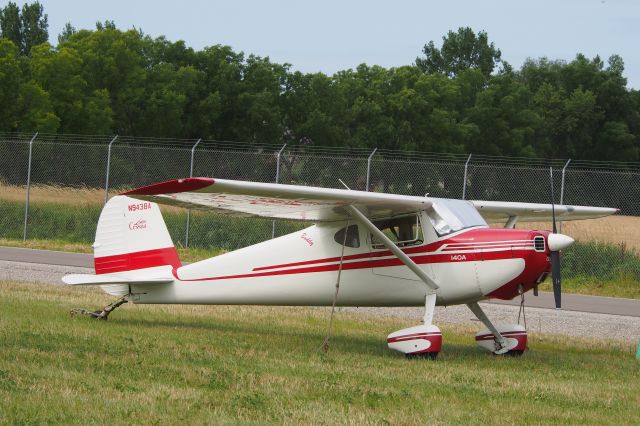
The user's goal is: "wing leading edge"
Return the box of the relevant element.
[122,177,432,222]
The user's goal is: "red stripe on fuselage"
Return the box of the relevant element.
[173,246,533,282]
[252,228,534,272]
[94,247,181,274]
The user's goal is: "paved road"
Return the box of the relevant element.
[0,246,93,268]
[1,246,638,317]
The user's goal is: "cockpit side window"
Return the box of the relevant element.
[334,224,360,248]
[371,215,423,249]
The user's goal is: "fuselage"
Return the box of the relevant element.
[131,216,551,307]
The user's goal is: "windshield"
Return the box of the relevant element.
[427,198,488,236]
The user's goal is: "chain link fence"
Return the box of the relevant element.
[1,132,639,285]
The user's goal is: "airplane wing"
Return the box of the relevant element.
[470,200,619,223]
[122,177,432,222]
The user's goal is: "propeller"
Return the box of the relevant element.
[547,167,575,309]
[549,167,561,308]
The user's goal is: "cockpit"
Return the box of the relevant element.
[427,198,488,236]
[333,198,489,250]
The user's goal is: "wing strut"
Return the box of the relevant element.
[345,205,439,291]
[504,215,518,229]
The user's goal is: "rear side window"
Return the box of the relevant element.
[334,225,360,248]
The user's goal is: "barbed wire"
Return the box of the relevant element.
[1,131,638,170]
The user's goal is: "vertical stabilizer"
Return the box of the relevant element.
[93,196,181,274]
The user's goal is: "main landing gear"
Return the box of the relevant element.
[70,295,129,320]
[387,294,442,359]
[386,296,528,358]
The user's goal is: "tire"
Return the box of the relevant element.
[406,352,438,360]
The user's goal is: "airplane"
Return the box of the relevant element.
[63,176,618,358]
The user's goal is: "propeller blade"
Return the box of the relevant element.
[533,285,539,296]
[549,167,557,234]
[550,250,561,309]
[549,166,561,308]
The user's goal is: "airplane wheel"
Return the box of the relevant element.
[406,352,438,360]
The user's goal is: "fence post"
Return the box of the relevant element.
[366,148,377,191]
[22,132,38,241]
[185,138,202,248]
[272,144,287,239]
[104,135,119,204]
[559,159,571,233]
[462,153,472,200]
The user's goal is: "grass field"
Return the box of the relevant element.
[0,281,638,424]
[0,182,104,205]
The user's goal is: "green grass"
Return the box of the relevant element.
[1,281,638,424]
[562,240,640,280]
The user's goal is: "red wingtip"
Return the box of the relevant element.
[122,177,215,195]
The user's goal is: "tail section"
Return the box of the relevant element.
[93,196,181,274]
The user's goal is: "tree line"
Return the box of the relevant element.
[1,2,638,161]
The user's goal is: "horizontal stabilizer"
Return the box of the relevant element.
[62,274,173,286]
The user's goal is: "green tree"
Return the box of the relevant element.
[1,20,637,163]
[30,43,86,132]
[20,1,47,54]
[0,1,48,55]
[0,38,22,129]
[466,73,539,156]
[595,121,637,160]
[84,88,113,134]
[281,71,346,147]
[61,26,147,134]
[57,22,76,45]
[0,2,22,51]
[416,27,506,79]
[17,79,59,132]
[519,54,639,161]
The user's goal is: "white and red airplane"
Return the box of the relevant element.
[63,177,617,358]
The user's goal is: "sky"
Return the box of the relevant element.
[26,0,640,88]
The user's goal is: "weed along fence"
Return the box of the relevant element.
[1,132,639,285]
